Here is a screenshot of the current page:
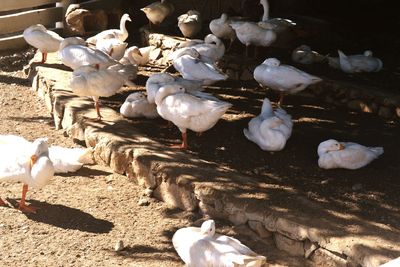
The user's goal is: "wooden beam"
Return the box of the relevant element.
[0,34,28,51]
[0,7,63,35]
[80,0,122,10]
[0,0,59,12]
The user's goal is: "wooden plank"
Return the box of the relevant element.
[80,0,122,10]
[0,0,59,12]
[0,7,63,35]
[0,34,28,51]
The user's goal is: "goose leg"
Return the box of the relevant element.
[245,45,250,57]
[94,100,102,121]
[41,52,47,63]
[278,92,285,106]
[18,184,38,213]
[170,132,188,149]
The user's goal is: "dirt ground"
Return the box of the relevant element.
[0,51,317,266]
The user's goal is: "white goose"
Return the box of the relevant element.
[0,136,54,213]
[48,146,94,173]
[209,13,237,50]
[259,0,296,34]
[96,37,128,61]
[171,34,225,64]
[244,98,293,151]
[178,10,202,39]
[254,58,322,105]
[120,46,153,66]
[337,50,383,73]
[86,13,131,45]
[292,45,326,64]
[146,72,203,104]
[229,20,277,56]
[59,37,118,70]
[69,63,137,120]
[120,92,159,119]
[172,48,228,85]
[317,139,384,170]
[140,0,175,29]
[173,219,266,267]
[155,83,232,149]
[23,24,64,63]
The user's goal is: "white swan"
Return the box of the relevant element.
[23,24,64,63]
[86,13,131,45]
[244,98,293,151]
[172,48,228,85]
[317,139,384,170]
[120,92,159,118]
[171,34,225,64]
[69,63,137,120]
[140,0,174,29]
[120,46,153,66]
[291,45,326,64]
[0,136,54,213]
[254,58,322,104]
[96,37,128,61]
[155,83,232,149]
[172,219,266,267]
[178,10,202,38]
[146,72,203,104]
[337,50,383,73]
[229,20,276,56]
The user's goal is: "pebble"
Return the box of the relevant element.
[143,188,153,197]
[138,197,150,206]
[114,240,124,252]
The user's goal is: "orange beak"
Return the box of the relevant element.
[339,143,345,150]
[30,155,38,168]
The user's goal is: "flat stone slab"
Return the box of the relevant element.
[26,52,400,267]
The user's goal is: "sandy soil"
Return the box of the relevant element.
[0,50,313,267]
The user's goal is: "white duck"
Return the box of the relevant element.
[69,63,137,120]
[244,98,293,151]
[155,83,232,149]
[172,219,266,267]
[317,139,384,170]
[336,50,383,73]
[291,45,326,64]
[178,10,202,39]
[86,13,131,45]
[172,48,228,85]
[23,24,64,63]
[209,13,237,50]
[96,37,128,61]
[0,136,54,213]
[254,58,322,105]
[146,72,203,104]
[120,92,159,119]
[140,0,175,29]
[171,34,225,64]
[120,46,153,66]
[229,20,277,57]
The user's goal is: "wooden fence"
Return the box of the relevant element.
[0,0,121,51]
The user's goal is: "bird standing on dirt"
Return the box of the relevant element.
[0,136,54,213]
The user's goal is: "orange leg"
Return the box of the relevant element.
[41,52,47,63]
[0,198,6,206]
[94,100,102,121]
[18,184,39,213]
[170,132,188,149]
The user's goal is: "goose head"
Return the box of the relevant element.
[174,47,201,60]
[317,139,345,156]
[121,13,132,22]
[200,219,215,237]
[363,50,373,57]
[263,57,280,66]
[29,138,54,188]
[155,83,185,106]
